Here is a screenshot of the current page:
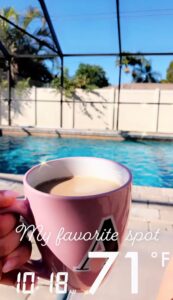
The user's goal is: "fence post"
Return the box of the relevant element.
[156,88,161,132]
[35,86,37,126]
[60,57,64,128]
[112,87,116,130]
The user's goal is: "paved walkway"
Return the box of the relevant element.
[0,174,173,300]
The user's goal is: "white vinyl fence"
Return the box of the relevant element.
[0,87,173,133]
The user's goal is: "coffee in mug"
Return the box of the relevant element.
[36,176,120,196]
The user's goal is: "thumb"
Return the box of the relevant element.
[0,190,18,208]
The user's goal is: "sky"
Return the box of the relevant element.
[1,0,173,84]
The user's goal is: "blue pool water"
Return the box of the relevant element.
[0,136,173,188]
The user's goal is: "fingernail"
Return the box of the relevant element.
[0,190,18,200]
[4,190,18,198]
[0,190,18,207]
[2,257,19,273]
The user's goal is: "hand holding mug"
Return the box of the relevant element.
[0,190,31,286]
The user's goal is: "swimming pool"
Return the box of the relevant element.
[0,136,173,188]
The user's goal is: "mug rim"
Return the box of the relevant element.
[23,156,132,200]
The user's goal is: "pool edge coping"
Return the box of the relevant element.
[1,126,173,141]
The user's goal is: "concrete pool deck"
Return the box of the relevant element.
[0,173,173,300]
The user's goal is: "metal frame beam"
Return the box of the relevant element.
[118,52,173,56]
[0,40,12,126]
[7,60,12,126]
[38,0,63,127]
[60,57,64,127]
[38,0,63,58]
[116,0,122,131]
[116,0,122,56]
[0,54,58,59]
[1,52,173,59]
[64,52,173,57]
[1,52,173,58]
[64,53,117,57]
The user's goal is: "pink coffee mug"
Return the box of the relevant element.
[0,157,132,292]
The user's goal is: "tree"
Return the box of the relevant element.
[117,53,160,83]
[51,68,76,97]
[166,61,173,83]
[74,64,109,89]
[51,64,109,97]
[0,6,55,86]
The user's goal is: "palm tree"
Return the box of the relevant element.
[0,6,56,86]
[117,53,160,83]
[132,62,161,83]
